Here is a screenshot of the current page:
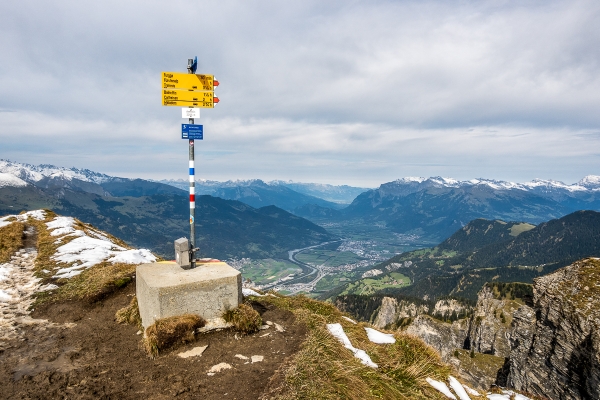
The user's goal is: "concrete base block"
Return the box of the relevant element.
[136,261,242,330]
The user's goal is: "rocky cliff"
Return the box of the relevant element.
[469,286,520,358]
[372,297,429,328]
[509,258,600,400]
[405,315,469,360]
[404,287,516,390]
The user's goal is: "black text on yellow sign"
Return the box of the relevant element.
[162,90,214,108]
[162,72,214,91]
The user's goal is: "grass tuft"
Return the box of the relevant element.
[49,261,138,303]
[0,221,25,263]
[223,303,262,334]
[143,314,206,358]
[116,295,143,330]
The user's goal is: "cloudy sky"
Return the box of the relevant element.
[1,0,599,187]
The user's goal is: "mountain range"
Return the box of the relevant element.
[156,178,367,209]
[339,176,600,242]
[328,210,600,302]
[2,159,600,259]
[0,160,335,259]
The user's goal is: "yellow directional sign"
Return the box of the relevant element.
[162,90,214,108]
[162,72,214,91]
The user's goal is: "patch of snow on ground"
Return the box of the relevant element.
[326,323,378,368]
[426,377,457,399]
[462,384,480,396]
[0,289,11,301]
[486,390,530,400]
[242,288,264,297]
[448,376,471,400]
[108,249,156,264]
[364,327,396,344]
[341,316,357,324]
[46,216,80,237]
[45,215,156,278]
[1,210,46,228]
[0,247,58,350]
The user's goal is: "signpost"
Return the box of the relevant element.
[162,72,216,91]
[162,90,215,107]
[182,124,203,140]
[162,57,219,268]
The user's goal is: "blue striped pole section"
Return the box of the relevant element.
[189,119,196,268]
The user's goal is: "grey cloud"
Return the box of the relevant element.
[0,0,599,186]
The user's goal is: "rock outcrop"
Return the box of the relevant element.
[405,315,469,360]
[403,284,522,390]
[432,299,469,319]
[469,286,520,358]
[508,258,600,400]
[372,297,429,329]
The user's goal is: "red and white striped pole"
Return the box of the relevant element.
[187,59,197,268]
[189,136,196,268]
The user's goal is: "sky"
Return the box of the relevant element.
[1,0,599,188]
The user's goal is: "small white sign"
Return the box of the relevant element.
[182,108,200,118]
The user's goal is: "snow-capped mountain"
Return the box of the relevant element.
[379,176,599,197]
[344,175,600,242]
[0,173,28,189]
[0,159,112,185]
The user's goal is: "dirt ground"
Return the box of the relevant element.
[0,284,307,399]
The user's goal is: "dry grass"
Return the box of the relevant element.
[259,294,453,400]
[0,221,25,263]
[116,295,143,330]
[50,261,137,303]
[26,209,59,275]
[223,303,262,334]
[143,314,206,358]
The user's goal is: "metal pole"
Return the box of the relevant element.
[189,132,196,268]
[188,59,196,269]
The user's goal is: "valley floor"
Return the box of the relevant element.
[0,284,307,400]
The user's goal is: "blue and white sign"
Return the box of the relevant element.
[182,124,203,140]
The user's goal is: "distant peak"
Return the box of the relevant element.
[579,175,600,189]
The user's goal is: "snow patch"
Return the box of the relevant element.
[242,288,264,297]
[448,376,471,400]
[108,249,157,264]
[0,210,46,229]
[462,384,480,396]
[44,215,156,278]
[426,377,457,399]
[486,390,531,400]
[0,289,11,302]
[326,323,378,368]
[364,327,396,344]
[0,248,57,348]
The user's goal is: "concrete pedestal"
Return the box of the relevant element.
[136,261,242,329]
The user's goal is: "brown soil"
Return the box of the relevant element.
[0,284,307,399]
